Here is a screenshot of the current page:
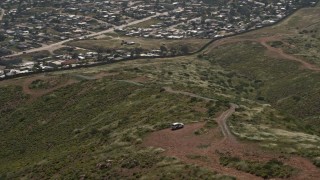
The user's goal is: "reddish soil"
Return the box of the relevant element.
[23,71,121,100]
[215,103,238,143]
[21,75,77,101]
[143,104,320,179]
[0,71,121,102]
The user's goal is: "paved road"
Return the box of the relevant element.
[0,8,4,21]
[6,11,169,58]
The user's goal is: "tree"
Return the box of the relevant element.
[72,52,79,59]
[170,47,177,56]
[0,48,12,57]
[0,33,6,42]
[18,35,25,42]
[122,1,128,8]
[160,44,167,56]
[96,47,104,54]
[96,47,104,61]
[155,0,160,9]
[114,16,121,22]
[134,47,143,56]
[180,45,189,55]
[3,20,10,29]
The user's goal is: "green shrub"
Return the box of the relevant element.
[219,155,294,178]
[29,79,49,89]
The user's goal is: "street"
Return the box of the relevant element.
[5,12,169,58]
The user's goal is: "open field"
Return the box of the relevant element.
[129,18,163,28]
[66,35,210,53]
[0,56,242,179]
[226,6,320,66]
[197,4,320,168]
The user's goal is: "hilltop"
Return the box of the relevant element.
[1,2,320,180]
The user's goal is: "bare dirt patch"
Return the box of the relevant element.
[130,76,150,83]
[22,75,77,101]
[143,104,320,179]
[143,121,264,180]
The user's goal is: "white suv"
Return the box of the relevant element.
[171,122,184,130]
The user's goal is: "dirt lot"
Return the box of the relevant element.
[66,36,210,53]
[21,75,77,100]
[143,105,320,180]
[0,74,78,102]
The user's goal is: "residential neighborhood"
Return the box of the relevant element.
[0,0,317,79]
[2,0,320,179]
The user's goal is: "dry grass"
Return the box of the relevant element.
[129,18,163,28]
[66,36,210,53]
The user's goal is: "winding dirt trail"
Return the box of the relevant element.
[208,35,320,72]
[163,87,216,102]
[258,36,320,71]
[163,86,237,143]
[143,104,264,180]
[143,89,320,179]
[0,9,4,21]
[21,75,77,101]
[216,103,238,143]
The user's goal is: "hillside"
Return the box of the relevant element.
[1,5,320,180]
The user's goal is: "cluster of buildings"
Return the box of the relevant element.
[0,0,318,79]
[0,41,165,79]
[122,0,316,39]
[0,0,163,55]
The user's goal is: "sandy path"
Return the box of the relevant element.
[0,8,4,21]
[163,86,216,102]
[207,35,320,72]
[216,103,238,143]
[143,106,263,180]
[258,37,320,71]
[143,101,320,179]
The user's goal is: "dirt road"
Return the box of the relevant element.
[207,35,320,72]
[0,8,4,21]
[143,104,264,180]
[163,87,237,142]
[163,87,216,102]
[5,11,170,58]
[258,37,320,71]
[216,103,238,143]
[21,75,77,101]
[143,102,320,179]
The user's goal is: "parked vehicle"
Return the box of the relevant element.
[171,122,184,130]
